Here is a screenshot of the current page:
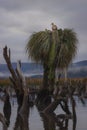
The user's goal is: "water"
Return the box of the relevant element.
[0,98,87,130]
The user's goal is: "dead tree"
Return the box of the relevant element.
[3,46,30,130]
[3,46,26,111]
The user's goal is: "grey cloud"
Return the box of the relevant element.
[0,0,52,11]
[0,0,87,63]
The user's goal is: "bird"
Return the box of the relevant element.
[51,23,58,31]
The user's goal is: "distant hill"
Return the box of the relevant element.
[0,60,87,78]
[67,60,87,78]
[70,60,87,67]
[0,62,43,78]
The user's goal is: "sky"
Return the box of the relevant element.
[0,0,87,64]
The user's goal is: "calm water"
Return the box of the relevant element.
[0,98,87,130]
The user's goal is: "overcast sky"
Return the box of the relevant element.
[0,0,87,64]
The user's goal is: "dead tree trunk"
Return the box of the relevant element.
[42,98,61,113]
[3,46,30,130]
[3,46,25,111]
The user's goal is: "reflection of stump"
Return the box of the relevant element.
[40,112,56,130]
[14,88,30,130]
[0,113,7,130]
[3,90,11,127]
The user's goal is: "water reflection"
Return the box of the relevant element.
[13,112,29,130]
[41,112,56,130]
[0,98,87,130]
[13,91,30,130]
[39,111,69,130]
[35,98,87,130]
[36,102,70,130]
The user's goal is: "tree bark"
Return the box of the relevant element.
[3,46,30,130]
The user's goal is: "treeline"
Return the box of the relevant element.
[0,77,42,87]
[0,77,87,87]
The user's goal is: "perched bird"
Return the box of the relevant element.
[51,23,58,31]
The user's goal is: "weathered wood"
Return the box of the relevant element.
[43,97,62,113]
[3,46,30,130]
[3,46,17,83]
[3,46,24,104]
